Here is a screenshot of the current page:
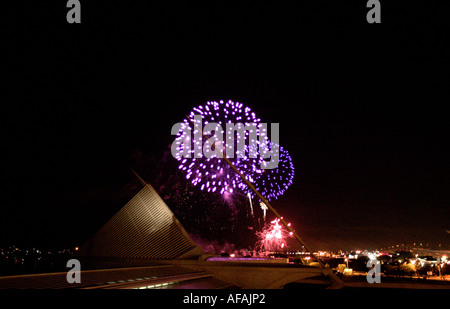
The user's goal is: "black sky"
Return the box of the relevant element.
[2,1,449,251]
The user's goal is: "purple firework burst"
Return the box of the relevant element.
[172,99,294,203]
[248,144,295,201]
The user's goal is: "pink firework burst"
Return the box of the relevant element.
[256,218,293,252]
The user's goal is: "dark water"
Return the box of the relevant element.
[0,248,74,277]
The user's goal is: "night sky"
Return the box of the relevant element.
[2,1,449,251]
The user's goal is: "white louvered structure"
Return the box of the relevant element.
[79,181,204,260]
